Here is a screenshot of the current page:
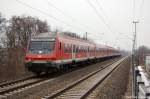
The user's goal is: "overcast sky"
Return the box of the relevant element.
[0,0,149,51]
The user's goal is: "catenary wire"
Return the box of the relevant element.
[15,0,91,33]
[45,0,104,37]
[85,0,114,34]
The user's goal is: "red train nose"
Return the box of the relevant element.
[25,54,56,62]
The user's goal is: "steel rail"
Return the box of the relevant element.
[42,57,127,99]
[0,76,35,88]
[0,78,47,95]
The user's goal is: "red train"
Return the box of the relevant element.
[25,32,121,74]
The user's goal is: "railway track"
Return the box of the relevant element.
[0,75,35,88]
[0,57,121,99]
[0,76,50,98]
[42,57,127,99]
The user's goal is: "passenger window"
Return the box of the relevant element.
[64,44,68,53]
[76,46,79,53]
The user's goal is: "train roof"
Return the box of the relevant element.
[31,32,56,39]
[31,32,118,50]
[59,33,96,47]
[95,44,111,50]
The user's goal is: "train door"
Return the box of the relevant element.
[72,45,76,60]
[87,47,89,58]
[59,42,63,60]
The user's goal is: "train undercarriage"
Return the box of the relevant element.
[25,55,121,75]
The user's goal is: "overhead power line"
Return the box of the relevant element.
[46,0,76,21]
[133,0,136,19]
[45,0,99,34]
[85,0,114,33]
[95,0,118,33]
[139,0,144,19]
[15,0,89,33]
[133,0,145,20]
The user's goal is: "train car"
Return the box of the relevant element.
[25,32,121,74]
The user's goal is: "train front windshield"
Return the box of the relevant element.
[29,41,55,54]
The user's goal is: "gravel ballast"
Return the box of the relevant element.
[14,58,119,99]
[86,57,131,99]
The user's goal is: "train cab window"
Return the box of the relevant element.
[29,40,55,54]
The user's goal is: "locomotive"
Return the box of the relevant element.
[25,32,121,74]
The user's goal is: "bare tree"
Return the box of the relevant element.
[0,13,6,47]
[136,46,150,65]
[6,16,50,48]
[35,19,50,33]
[0,14,51,82]
[0,13,6,33]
